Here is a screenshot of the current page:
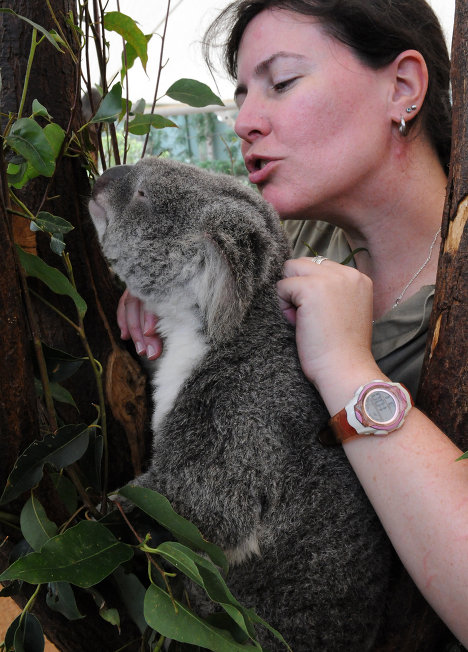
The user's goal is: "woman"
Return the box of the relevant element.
[118,0,468,647]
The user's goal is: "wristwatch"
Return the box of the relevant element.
[319,380,414,445]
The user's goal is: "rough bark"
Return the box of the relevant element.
[418,0,468,449]
[0,1,149,649]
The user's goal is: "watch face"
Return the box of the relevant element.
[362,388,398,425]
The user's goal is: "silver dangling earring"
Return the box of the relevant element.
[399,115,407,136]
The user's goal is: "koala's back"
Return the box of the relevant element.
[142,287,392,651]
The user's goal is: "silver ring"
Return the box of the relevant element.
[311,256,328,265]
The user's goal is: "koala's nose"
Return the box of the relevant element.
[92,164,133,197]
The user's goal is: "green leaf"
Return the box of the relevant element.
[43,122,65,158]
[118,485,228,573]
[0,424,91,505]
[6,161,28,186]
[144,584,252,651]
[30,211,74,256]
[121,34,152,77]
[5,118,55,177]
[50,472,78,515]
[49,381,78,408]
[127,114,177,135]
[155,542,254,641]
[113,567,147,633]
[340,247,369,266]
[100,607,120,629]
[0,9,62,51]
[90,83,123,123]
[41,343,85,383]
[0,521,133,588]
[104,12,148,71]
[166,79,224,108]
[16,245,87,318]
[131,98,147,115]
[46,582,84,620]
[32,99,52,119]
[32,212,74,236]
[20,495,58,551]
[5,613,45,652]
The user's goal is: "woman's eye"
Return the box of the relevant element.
[273,77,298,92]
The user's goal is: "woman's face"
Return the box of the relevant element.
[235,9,394,221]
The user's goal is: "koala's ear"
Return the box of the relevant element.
[195,234,247,342]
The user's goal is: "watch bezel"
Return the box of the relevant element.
[345,380,413,436]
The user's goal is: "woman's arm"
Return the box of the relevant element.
[277,257,468,647]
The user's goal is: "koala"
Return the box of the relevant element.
[88,157,392,651]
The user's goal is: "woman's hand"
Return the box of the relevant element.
[117,289,162,360]
[276,257,381,414]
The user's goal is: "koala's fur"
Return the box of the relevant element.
[89,157,392,651]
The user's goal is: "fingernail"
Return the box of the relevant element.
[147,345,156,359]
[135,341,146,356]
[144,318,156,336]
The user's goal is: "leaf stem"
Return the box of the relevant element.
[19,584,41,621]
[18,29,38,120]
[62,252,109,502]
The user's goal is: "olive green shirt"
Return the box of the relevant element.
[283,220,434,396]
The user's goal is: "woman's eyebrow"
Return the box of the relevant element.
[234,51,307,101]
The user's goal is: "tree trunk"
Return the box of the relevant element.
[418,0,468,449]
[0,1,149,649]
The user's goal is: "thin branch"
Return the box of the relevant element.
[142,0,172,158]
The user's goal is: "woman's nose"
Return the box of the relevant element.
[234,97,271,143]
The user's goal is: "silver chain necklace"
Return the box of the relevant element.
[392,227,441,308]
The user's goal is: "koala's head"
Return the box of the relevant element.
[88,157,290,340]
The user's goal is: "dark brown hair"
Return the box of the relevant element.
[204,0,452,170]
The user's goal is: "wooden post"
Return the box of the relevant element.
[418,0,468,450]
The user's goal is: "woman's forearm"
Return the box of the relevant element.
[343,408,468,647]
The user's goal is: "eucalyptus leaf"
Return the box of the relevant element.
[156,542,254,641]
[0,9,63,51]
[43,122,66,158]
[131,98,147,115]
[166,79,224,108]
[118,485,228,572]
[20,495,58,551]
[32,99,52,119]
[100,607,120,629]
[104,12,148,70]
[5,118,55,177]
[113,567,147,633]
[7,161,28,185]
[46,582,84,620]
[34,212,74,235]
[127,114,177,136]
[41,343,85,383]
[0,424,91,505]
[0,521,133,588]
[50,472,78,515]
[5,613,45,652]
[48,381,78,408]
[122,35,152,77]
[90,83,123,123]
[50,235,66,255]
[144,584,252,651]
[16,245,87,318]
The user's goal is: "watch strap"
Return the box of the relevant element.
[319,380,414,446]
